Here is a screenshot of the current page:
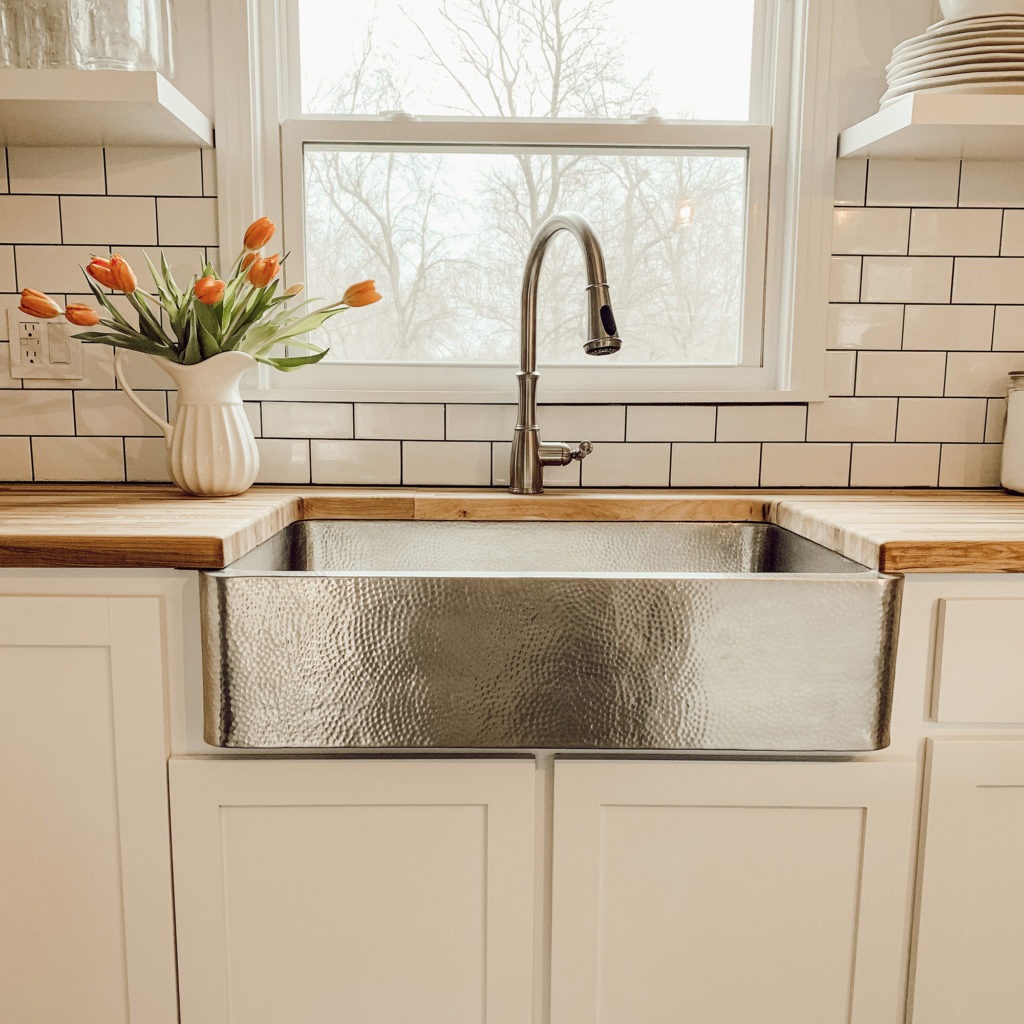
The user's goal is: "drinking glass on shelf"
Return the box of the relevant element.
[0,1,22,67]
[17,0,75,69]
[69,0,167,72]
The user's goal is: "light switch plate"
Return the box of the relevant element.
[2,296,84,381]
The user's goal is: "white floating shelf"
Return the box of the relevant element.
[0,69,212,148]
[839,92,1024,160]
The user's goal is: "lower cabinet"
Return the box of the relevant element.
[0,592,177,1024]
[549,759,918,1024]
[910,739,1024,1024]
[170,756,918,1024]
[169,757,537,1024]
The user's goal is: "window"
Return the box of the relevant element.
[213,0,837,402]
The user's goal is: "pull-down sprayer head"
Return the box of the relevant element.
[584,282,621,356]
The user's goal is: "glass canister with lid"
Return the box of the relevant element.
[1000,371,1024,493]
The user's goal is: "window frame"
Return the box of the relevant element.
[212,0,839,404]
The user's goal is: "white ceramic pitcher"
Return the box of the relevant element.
[114,350,260,496]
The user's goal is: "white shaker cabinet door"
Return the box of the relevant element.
[550,759,917,1024]
[911,739,1024,1024]
[170,757,536,1024]
[0,594,177,1024]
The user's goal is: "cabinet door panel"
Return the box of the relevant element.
[171,758,535,1024]
[550,760,917,1024]
[0,595,176,1024]
[911,739,1024,1023]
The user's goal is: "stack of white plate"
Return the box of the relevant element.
[881,13,1024,107]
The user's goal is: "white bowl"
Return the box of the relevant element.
[941,1,1024,20]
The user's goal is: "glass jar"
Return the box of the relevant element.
[1000,371,1024,493]
[15,0,74,69]
[69,0,170,72]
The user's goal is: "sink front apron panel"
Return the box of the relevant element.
[201,522,900,751]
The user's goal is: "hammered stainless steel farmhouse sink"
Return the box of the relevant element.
[201,520,901,752]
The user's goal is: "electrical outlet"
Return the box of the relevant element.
[3,298,84,381]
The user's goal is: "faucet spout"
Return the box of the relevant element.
[510,213,621,495]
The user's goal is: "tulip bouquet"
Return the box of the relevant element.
[18,216,381,371]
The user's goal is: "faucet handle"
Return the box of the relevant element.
[571,440,594,462]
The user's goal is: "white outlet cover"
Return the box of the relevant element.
[2,296,84,381]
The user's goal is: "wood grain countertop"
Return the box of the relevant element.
[1,484,1023,572]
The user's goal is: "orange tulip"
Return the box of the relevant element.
[243,216,275,251]
[86,256,116,289]
[247,253,280,288]
[241,251,257,272]
[64,303,101,327]
[283,282,304,298]
[194,276,226,305]
[342,280,382,307]
[18,288,63,319]
[108,253,137,293]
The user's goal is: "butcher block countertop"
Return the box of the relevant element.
[1,485,1024,572]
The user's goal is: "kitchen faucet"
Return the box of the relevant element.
[509,212,622,494]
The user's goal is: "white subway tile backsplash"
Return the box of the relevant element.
[986,372,1021,445]
[867,159,960,208]
[539,405,625,443]
[626,405,715,442]
[952,258,1024,304]
[403,441,490,486]
[201,149,218,197]
[104,147,203,196]
[7,147,105,194]
[262,401,353,439]
[670,443,760,487]
[580,443,670,487]
[910,209,1002,257]
[445,404,516,441]
[856,351,946,397]
[74,389,166,436]
[896,398,987,443]
[959,161,1024,208]
[0,438,32,480]
[945,353,1024,397]
[827,304,903,350]
[807,397,897,442]
[986,399,1007,443]
[0,391,74,434]
[0,154,7,192]
[824,350,857,397]
[994,306,1024,351]
[311,440,401,485]
[124,436,170,482]
[861,256,953,303]
[850,444,940,487]
[0,245,14,293]
[716,405,806,441]
[832,208,909,255]
[61,196,157,245]
[902,304,994,351]
[355,403,444,440]
[1001,211,1024,257]
[32,436,125,481]
[0,195,61,243]
[14,244,106,292]
[938,444,1002,487]
[2,148,1024,490]
[829,256,862,302]
[760,443,851,487]
[0,343,17,387]
[156,198,218,246]
[834,159,867,206]
[255,439,311,484]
